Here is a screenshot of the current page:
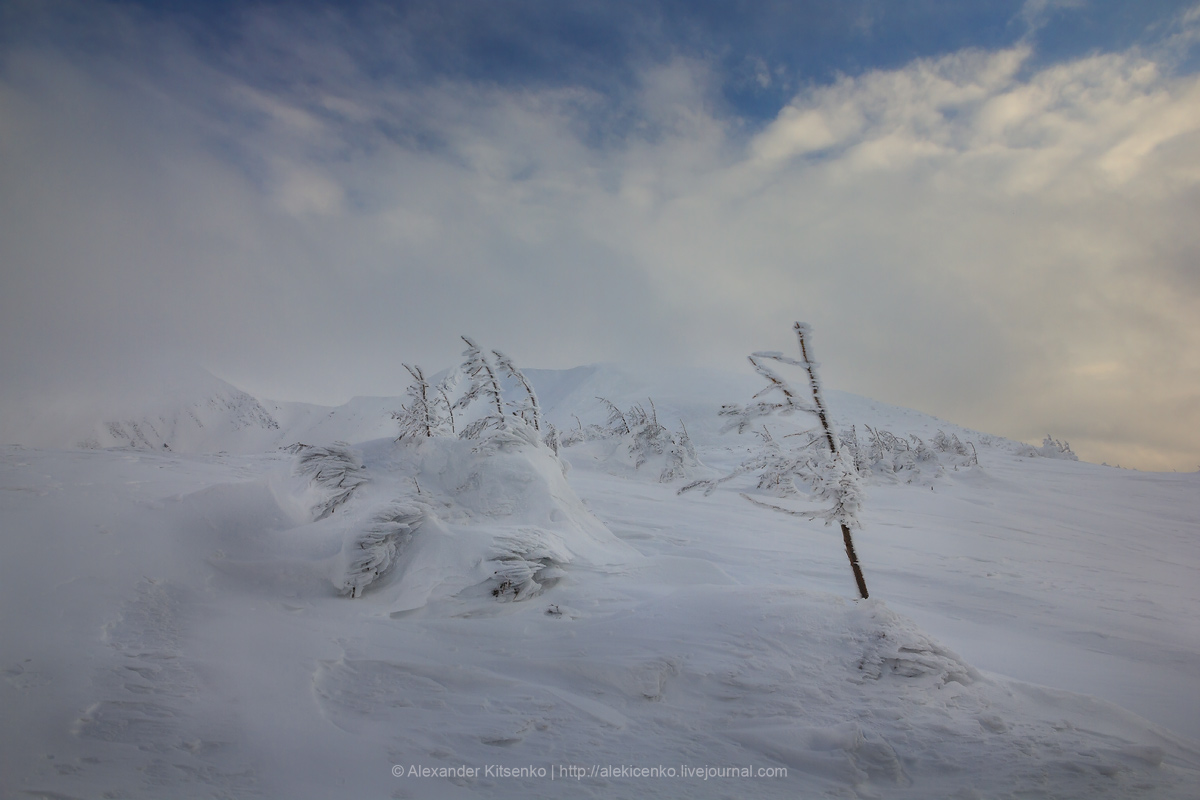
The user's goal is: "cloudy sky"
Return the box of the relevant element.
[2,0,1199,470]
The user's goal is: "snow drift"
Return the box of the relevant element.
[1,363,1198,799]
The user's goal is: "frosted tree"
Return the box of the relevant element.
[454,338,561,451]
[455,336,507,438]
[393,364,453,440]
[598,397,631,435]
[436,371,459,435]
[493,348,543,432]
[682,322,869,599]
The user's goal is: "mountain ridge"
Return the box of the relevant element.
[2,361,1062,464]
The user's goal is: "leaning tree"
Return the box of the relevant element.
[682,322,869,599]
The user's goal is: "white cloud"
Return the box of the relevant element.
[717,49,1200,469]
[2,14,1199,469]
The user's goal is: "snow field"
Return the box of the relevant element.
[2,364,1199,798]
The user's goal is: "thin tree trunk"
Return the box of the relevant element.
[840,522,869,599]
[796,322,870,600]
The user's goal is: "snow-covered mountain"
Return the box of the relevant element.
[1,363,1196,799]
[0,365,280,453]
[3,361,1032,458]
[2,364,403,454]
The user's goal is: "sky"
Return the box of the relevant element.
[1,0,1199,471]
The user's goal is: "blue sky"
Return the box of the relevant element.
[60,0,1195,114]
[2,0,1200,469]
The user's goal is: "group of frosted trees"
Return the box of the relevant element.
[396,326,870,599]
[394,336,697,481]
[392,336,557,449]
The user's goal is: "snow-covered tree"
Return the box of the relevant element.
[598,397,631,436]
[493,347,563,452]
[436,371,459,436]
[493,349,542,432]
[682,322,870,599]
[453,338,562,452]
[455,336,507,439]
[393,364,454,440]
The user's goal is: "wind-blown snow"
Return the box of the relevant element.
[1,364,1197,798]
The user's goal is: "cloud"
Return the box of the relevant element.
[715,46,1200,469]
[1,4,1199,469]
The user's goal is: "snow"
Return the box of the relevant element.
[1,363,1198,798]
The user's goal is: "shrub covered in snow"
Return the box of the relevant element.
[1037,435,1079,460]
[293,442,368,520]
[487,527,571,601]
[559,397,700,483]
[335,502,425,598]
[836,425,978,485]
[1013,434,1080,461]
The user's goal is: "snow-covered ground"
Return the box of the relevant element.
[2,364,1198,799]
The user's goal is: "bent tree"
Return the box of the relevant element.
[683,322,869,599]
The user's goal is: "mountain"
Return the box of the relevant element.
[0,361,1029,458]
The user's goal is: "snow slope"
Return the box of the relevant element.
[0,362,406,454]
[1,364,1198,799]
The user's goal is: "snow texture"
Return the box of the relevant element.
[1,363,1198,799]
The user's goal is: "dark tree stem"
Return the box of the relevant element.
[795,322,870,600]
[841,522,870,599]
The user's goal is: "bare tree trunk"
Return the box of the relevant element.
[840,522,869,599]
[795,322,870,600]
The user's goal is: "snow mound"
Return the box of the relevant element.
[847,600,980,686]
[275,426,637,608]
